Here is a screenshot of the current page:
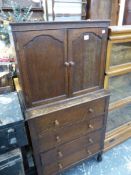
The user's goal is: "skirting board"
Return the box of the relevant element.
[104,122,131,152]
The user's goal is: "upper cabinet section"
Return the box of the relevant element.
[68,28,107,96]
[11,21,109,108]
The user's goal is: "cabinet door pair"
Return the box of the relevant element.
[16,28,107,107]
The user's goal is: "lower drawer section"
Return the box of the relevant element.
[41,143,101,175]
[38,115,104,152]
[40,130,103,166]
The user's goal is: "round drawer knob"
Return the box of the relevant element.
[87,150,92,155]
[89,108,94,113]
[58,151,63,158]
[56,136,61,142]
[58,163,63,170]
[89,138,93,144]
[54,120,60,126]
[88,124,94,129]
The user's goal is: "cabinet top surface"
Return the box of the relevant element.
[10,20,110,32]
[109,25,131,35]
[25,90,110,121]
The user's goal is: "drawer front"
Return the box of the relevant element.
[0,124,28,153]
[40,130,103,166]
[41,143,101,175]
[38,115,104,152]
[35,98,105,134]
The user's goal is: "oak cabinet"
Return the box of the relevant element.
[11,21,109,108]
[105,26,131,134]
[110,42,131,67]
[107,103,131,132]
[105,72,131,104]
[106,26,131,72]
[11,21,110,175]
[26,90,110,175]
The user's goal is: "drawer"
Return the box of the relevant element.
[38,115,104,152]
[0,124,28,153]
[41,143,101,175]
[35,98,105,134]
[40,130,102,166]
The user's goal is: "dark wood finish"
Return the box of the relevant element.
[38,115,104,152]
[68,28,107,96]
[11,21,109,108]
[88,0,119,25]
[41,143,101,175]
[14,29,68,107]
[41,130,102,166]
[33,97,105,134]
[26,90,110,175]
[11,21,110,175]
[123,0,131,25]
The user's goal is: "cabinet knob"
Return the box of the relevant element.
[87,150,92,155]
[58,151,63,158]
[64,62,69,67]
[88,124,94,129]
[69,61,75,66]
[56,136,61,142]
[89,138,93,144]
[54,120,60,126]
[58,163,63,170]
[89,108,94,113]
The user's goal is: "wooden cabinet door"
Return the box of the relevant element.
[68,28,107,96]
[15,30,68,107]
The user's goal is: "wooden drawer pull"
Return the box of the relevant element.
[89,138,94,144]
[88,124,94,129]
[58,163,63,170]
[54,120,60,126]
[89,108,94,113]
[58,151,63,158]
[56,136,61,142]
[87,150,92,155]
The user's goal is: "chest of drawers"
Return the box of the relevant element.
[26,90,109,175]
